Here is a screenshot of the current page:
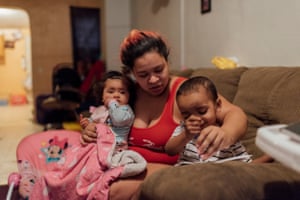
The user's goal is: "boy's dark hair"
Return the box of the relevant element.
[176,76,218,102]
[91,70,136,108]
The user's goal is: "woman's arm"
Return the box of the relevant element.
[217,94,248,147]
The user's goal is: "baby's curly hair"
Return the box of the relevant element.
[91,70,136,108]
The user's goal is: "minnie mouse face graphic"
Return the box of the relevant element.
[42,136,68,163]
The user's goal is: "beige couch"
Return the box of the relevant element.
[139,67,300,200]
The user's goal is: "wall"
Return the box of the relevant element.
[131,0,182,69]
[1,0,298,101]
[104,0,131,70]
[0,0,103,101]
[132,0,300,69]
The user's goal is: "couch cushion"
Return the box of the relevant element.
[233,67,300,157]
[139,162,300,200]
[190,67,248,102]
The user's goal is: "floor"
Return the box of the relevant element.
[0,103,43,185]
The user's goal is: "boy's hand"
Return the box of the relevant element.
[183,115,203,139]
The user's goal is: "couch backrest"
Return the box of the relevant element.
[232,67,300,157]
[189,67,248,102]
[234,67,300,124]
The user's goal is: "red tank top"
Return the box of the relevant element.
[128,77,186,165]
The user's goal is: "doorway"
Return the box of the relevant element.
[0,7,32,106]
[70,6,101,73]
[0,7,37,186]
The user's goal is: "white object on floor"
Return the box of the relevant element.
[256,124,300,173]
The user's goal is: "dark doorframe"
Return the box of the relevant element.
[70,6,101,71]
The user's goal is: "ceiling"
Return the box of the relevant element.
[0,8,29,29]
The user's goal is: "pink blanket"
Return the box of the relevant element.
[17,124,146,200]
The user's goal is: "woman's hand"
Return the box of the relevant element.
[81,122,98,144]
[196,125,225,160]
[79,114,90,129]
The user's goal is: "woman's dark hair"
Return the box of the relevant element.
[176,76,218,102]
[91,70,136,108]
[120,29,170,71]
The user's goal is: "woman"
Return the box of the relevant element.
[81,29,247,199]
